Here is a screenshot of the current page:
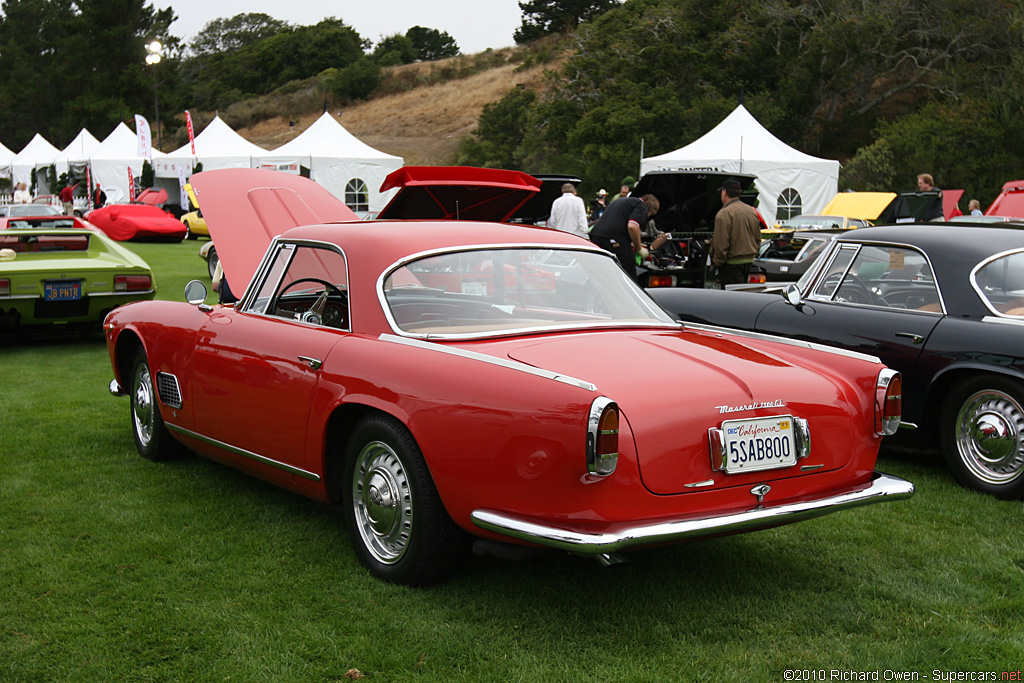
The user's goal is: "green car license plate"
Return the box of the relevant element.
[44,280,82,301]
[721,415,797,474]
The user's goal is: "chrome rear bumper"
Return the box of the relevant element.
[470,472,914,555]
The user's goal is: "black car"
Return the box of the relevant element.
[648,224,1024,498]
[755,229,844,282]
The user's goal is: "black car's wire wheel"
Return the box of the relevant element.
[942,376,1024,499]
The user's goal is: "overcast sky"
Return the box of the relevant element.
[153,0,524,55]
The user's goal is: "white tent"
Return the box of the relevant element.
[72,122,164,204]
[253,112,403,214]
[33,129,102,193]
[153,115,270,208]
[640,105,840,225]
[2,134,60,191]
[154,115,269,178]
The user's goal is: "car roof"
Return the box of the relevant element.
[835,224,1024,257]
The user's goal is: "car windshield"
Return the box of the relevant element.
[383,247,676,337]
[974,250,1024,316]
[781,216,846,230]
[6,204,61,217]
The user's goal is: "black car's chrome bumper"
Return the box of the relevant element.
[470,472,914,555]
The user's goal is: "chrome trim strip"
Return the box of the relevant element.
[800,464,824,471]
[683,322,882,363]
[470,472,914,554]
[683,479,715,488]
[164,424,322,481]
[982,315,1024,327]
[379,333,597,391]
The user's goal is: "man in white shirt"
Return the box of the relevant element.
[547,183,589,237]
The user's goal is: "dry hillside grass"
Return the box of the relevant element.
[239,57,557,166]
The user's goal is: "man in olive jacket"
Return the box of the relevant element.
[709,178,761,286]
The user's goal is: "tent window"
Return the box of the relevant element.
[345,179,369,212]
[777,188,802,220]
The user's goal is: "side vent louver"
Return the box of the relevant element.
[156,372,182,409]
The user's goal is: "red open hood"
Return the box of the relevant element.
[135,187,168,206]
[377,166,541,222]
[190,168,358,291]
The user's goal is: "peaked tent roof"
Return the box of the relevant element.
[2,133,61,188]
[262,111,402,161]
[0,140,14,167]
[72,122,165,204]
[640,104,840,224]
[253,112,404,214]
[42,128,102,175]
[154,115,270,178]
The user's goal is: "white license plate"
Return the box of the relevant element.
[721,415,797,474]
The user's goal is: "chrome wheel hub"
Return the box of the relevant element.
[133,364,155,447]
[353,441,412,564]
[956,390,1024,485]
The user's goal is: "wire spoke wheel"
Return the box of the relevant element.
[132,361,156,448]
[352,440,414,565]
[954,389,1024,486]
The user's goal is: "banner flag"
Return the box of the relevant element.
[185,111,196,155]
[135,115,152,159]
[128,167,136,202]
[178,165,189,209]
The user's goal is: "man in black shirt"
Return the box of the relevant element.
[589,193,660,280]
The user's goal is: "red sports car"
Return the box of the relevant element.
[87,204,186,242]
[103,169,913,585]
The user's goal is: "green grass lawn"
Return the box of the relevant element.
[1,240,1022,682]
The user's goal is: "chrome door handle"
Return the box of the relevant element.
[895,332,924,344]
[298,356,323,370]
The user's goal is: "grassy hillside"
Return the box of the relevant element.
[218,46,562,167]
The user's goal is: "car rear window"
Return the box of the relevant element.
[0,233,90,252]
[974,250,1024,316]
[383,247,675,337]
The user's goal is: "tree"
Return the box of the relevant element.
[373,33,417,66]
[406,26,459,61]
[188,13,287,56]
[514,0,621,44]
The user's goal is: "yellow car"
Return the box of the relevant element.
[181,183,208,240]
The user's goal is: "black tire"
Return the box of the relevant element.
[183,221,198,240]
[941,375,1024,499]
[129,347,183,462]
[343,414,464,585]
[207,247,219,280]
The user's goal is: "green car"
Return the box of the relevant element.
[0,227,156,330]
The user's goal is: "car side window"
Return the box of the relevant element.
[272,245,350,330]
[814,244,940,311]
[811,244,857,299]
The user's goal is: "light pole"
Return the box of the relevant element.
[145,40,163,150]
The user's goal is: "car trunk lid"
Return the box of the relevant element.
[500,329,870,495]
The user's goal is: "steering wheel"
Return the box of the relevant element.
[276,278,346,324]
[834,274,879,305]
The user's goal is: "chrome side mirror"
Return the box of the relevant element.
[782,283,802,307]
[184,279,209,306]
